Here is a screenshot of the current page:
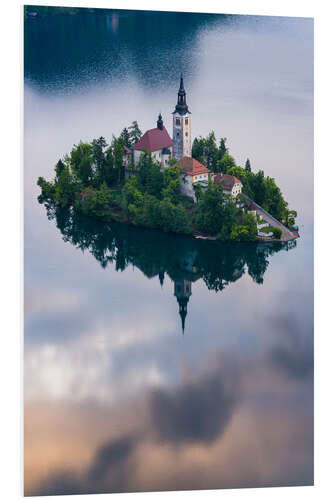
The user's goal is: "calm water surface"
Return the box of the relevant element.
[24,10,313,495]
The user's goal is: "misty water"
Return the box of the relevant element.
[24,9,313,495]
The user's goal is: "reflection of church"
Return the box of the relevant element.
[171,250,201,333]
[174,279,192,334]
[46,202,297,336]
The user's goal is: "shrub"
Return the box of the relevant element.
[271,227,282,239]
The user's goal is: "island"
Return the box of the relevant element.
[37,75,298,243]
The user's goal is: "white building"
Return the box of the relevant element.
[132,114,173,167]
[172,74,192,160]
[213,173,243,196]
[176,156,211,200]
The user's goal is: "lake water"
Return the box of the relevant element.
[24,9,314,496]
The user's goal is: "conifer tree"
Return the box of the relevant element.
[245,158,251,172]
[128,121,142,145]
[120,128,131,148]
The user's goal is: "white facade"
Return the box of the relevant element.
[231,182,242,196]
[223,182,243,197]
[192,172,209,183]
[173,113,192,160]
[133,148,172,168]
[181,174,195,198]
[181,172,209,201]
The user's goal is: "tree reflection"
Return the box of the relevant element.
[44,204,297,331]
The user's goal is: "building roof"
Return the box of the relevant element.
[176,156,211,176]
[213,173,241,191]
[133,126,173,152]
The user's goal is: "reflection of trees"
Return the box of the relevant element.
[45,204,296,292]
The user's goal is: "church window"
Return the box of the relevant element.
[176,118,180,126]
[177,132,180,137]
[185,132,188,137]
[185,118,188,125]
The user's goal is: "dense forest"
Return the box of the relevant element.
[37,123,297,242]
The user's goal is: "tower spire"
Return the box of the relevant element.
[174,73,189,114]
[179,73,184,92]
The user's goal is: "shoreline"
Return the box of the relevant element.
[71,205,299,244]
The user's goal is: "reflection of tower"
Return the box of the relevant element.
[174,279,192,334]
[159,270,165,287]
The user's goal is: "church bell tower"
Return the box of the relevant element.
[172,74,192,160]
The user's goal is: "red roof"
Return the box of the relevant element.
[133,126,173,152]
[213,173,241,191]
[176,157,211,176]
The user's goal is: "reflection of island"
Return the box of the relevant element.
[45,204,297,332]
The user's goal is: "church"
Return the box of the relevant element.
[126,74,242,201]
[131,74,191,165]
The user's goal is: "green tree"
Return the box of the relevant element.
[192,132,219,170]
[196,181,226,234]
[205,132,219,170]
[121,176,144,216]
[162,164,181,203]
[132,193,161,228]
[104,146,118,186]
[229,213,257,242]
[79,183,113,219]
[261,176,287,221]
[120,128,131,148]
[37,176,55,202]
[128,120,142,145]
[283,209,297,227]
[136,150,163,197]
[112,136,125,184]
[192,137,205,164]
[69,141,93,185]
[217,198,239,241]
[159,198,191,234]
[245,158,251,172]
[54,167,76,208]
[55,159,65,178]
[271,227,282,239]
[91,137,107,185]
[216,153,237,174]
[251,170,266,206]
[218,137,228,158]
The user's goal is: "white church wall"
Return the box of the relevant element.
[181,174,196,200]
[133,149,142,166]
